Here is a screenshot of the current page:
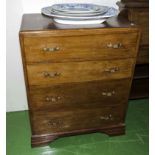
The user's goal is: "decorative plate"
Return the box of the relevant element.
[51,3,109,14]
[51,8,108,17]
[41,7,118,20]
[53,18,107,25]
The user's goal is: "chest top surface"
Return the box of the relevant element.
[20,13,137,32]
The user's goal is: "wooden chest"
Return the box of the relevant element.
[19,13,140,147]
[117,0,149,99]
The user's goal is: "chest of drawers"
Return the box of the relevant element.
[19,13,140,147]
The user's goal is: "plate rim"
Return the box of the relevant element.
[41,7,118,20]
[51,3,108,13]
[50,8,109,17]
[53,18,106,25]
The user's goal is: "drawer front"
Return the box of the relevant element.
[23,33,138,63]
[31,105,125,135]
[27,59,134,86]
[29,79,131,110]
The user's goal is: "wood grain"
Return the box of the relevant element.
[31,105,125,135]
[31,124,125,147]
[29,78,131,110]
[27,59,135,86]
[136,46,149,64]
[130,78,149,99]
[19,13,140,146]
[128,8,148,46]
[23,33,138,63]
[117,0,149,99]
[20,13,138,32]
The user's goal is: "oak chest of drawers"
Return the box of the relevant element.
[19,13,140,147]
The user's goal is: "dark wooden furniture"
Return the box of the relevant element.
[19,13,140,147]
[117,0,149,99]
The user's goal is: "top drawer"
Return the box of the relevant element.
[23,33,138,63]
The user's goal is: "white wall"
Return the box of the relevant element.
[6,0,118,112]
[22,0,118,13]
[6,0,27,112]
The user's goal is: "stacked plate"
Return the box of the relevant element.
[41,3,119,25]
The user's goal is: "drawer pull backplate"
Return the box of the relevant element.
[106,43,122,49]
[100,114,114,120]
[45,96,61,102]
[43,71,61,78]
[43,47,60,52]
[104,67,119,73]
[102,91,115,96]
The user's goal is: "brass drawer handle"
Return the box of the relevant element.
[100,114,114,120]
[47,120,62,127]
[45,96,61,102]
[104,67,119,73]
[102,91,115,97]
[43,47,60,52]
[43,71,61,78]
[48,120,69,129]
[47,120,65,129]
[107,43,122,49]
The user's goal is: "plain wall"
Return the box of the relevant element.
[6,0,118,112]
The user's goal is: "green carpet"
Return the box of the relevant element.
[6,99,149,155]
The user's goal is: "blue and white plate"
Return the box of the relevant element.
[51,3,108,14]
[42,7,118,19]
[51,8,108,17]
[41,3,119,24]
[53,18,107,25]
